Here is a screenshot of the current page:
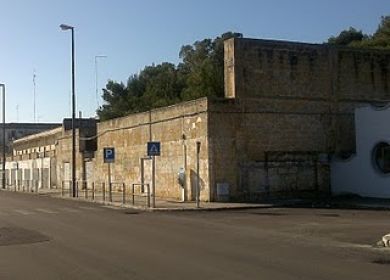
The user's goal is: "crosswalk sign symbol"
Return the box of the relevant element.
[147,142,161,156]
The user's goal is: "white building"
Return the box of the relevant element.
[332,104,390,198]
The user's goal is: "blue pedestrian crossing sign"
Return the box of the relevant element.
[103,147,115,163]
[147,142,161,156]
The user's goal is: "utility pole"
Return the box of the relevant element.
[16,105,19,123]
[0,84,6,190]
[60,24,77,198]
[33,69,36,123]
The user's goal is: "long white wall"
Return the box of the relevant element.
[3,158,51,189]
[332,105,390,198]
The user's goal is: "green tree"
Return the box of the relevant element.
[97,32,243,121]
[328,15,390,49]
[328,27,365,46]
[362,16,390,48]
[179,32,243,100]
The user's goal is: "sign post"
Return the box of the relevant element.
[103,147,115,202]
[147,142,161,208]
[196,141,201,208]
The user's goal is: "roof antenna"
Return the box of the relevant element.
[16,104,19,123]
[33,69,37,123]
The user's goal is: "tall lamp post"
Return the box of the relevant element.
[0,84,5,190]
[60,24,76,197]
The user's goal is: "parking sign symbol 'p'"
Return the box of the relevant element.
[104,147,115,163]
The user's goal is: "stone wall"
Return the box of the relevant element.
[225,38,390,101]
[217,38,390,201]
[91,98,210,201]
[208,99,330,201]
[0,123,60,155]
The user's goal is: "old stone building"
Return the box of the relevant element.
[6,37,390,201]
[0,123,60,154]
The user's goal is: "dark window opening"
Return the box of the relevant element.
[373,142,390,174]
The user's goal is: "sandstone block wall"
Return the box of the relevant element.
[92,99,210,201]
[217,38,390,200]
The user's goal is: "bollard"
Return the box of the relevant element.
[92,182,95,201]
[122,183,126,204]
[35,181,38,194]
[61,181,64,196]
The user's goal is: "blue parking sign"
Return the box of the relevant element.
[104,147,115,163]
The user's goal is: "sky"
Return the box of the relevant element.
[0,0,389,123]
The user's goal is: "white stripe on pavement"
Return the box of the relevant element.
[58,207,81,213]
[35,208,58,214]
[13,209,34,215]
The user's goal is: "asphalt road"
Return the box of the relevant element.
[0,191,389,280]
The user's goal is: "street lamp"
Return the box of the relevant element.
[60,24,76,197]
[95,55,107,108]
[0,84,5,190]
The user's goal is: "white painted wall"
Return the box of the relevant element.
[4,158,51,189]
[332,105,390,198]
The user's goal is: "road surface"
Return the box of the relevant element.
[0,191,389,279]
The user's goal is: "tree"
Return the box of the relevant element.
[328,27,365,46]
[97,32,243,121]
[363,16,390,48]
[327,15,390,49]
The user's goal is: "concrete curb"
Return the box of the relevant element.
[3,189,390,212]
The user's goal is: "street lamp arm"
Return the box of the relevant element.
[60,24,74,30]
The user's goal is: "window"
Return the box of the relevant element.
[372,142,390,174]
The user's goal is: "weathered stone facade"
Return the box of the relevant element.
[216,38,390,200]
[0,123,60,155]
[90,99,208,201]
[6,37,390,202]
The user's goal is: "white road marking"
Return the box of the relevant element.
[35,208,58,214]
[14,209,34,215]
[78,206,100,211]
[58,207,81,213]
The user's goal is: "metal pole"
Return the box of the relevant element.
[147,184,151,208]
[71,27,76,198]
[152,156,156,208]
[122,183,125,204]
[0,84,5,190]
[196,141,201,208]
[108,163,112,202]
[102,182,106,202]
[132,184,135,205]
[92,182,95,200]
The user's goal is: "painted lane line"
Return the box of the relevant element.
[35,208,58,214]
[14,209,34,215]
[58,207,81,213]
[78,206,100,211]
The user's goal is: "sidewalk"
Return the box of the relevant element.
[33,188,276,211]
[3,187,390,212]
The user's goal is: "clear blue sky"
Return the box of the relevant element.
[0,0,389,123]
